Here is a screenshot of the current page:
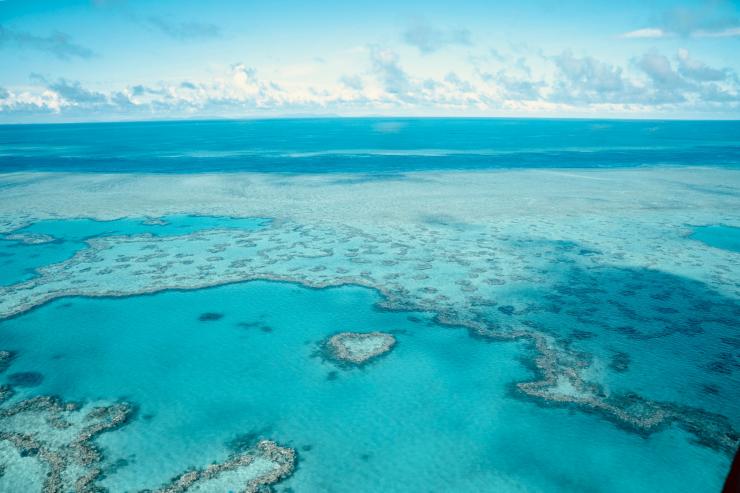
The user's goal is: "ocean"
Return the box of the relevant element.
[0,118,738,492]
[1,118,740,173]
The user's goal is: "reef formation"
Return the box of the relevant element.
[0,215,737,459]
[2,232,56,245]
[0,351,295,492]
[147,440,295,493]
[0,169,738,481]
[325,331,396,366]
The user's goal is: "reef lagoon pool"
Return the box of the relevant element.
[0,215,269,286]
[690,224,740,253]
[0,119,738,492]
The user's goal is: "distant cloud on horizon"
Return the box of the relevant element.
[3,45,737,121]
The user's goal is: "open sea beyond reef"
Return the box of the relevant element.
[0,118,738,492]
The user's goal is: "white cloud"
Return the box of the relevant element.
[693,27,740,38]
[676,49,728,82]
[621,4,740,39]
[620,28,667,39]
[2,46,739,120]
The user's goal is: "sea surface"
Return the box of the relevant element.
[0,118,738,492]
[0,118,739,172]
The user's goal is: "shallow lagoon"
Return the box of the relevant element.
[0,215,269,285]
[0,281,728,492]
[690,224,740,253]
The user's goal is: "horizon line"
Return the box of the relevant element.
[2,114,740,127]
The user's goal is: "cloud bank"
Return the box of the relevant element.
[2,45,737,120]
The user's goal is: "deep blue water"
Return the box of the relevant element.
[1,118,739,172]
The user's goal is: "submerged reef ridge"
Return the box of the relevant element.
[148,439,295,493]
[0,394,133,493]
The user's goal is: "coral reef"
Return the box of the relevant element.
[0,352,295,492]
[325,331,396,366]
[149,440,295,493]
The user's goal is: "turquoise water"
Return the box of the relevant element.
[690,224,740,252]
[0,281,728,492]
[0,215,269,285]
[0,238,79,286]
[13,215,270,241]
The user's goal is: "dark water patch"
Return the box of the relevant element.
[654,306,679,314]
[609,352,631,373]
[721,336,740,349]
[702,384,721,395]
[237,320,274,332]
[107,457,132,475]
[198,312,224,322]
[7,371,44,387]
[704,353,740,375]
[498,305,515,316]
[226,427,274,453]
[237,321,260,329]
[571,329,595,340]
[650,291,673,302]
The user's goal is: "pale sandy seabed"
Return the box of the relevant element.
[0,167,738,491]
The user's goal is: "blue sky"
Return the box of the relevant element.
[1,0,740,122]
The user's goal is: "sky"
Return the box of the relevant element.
[1,0,740,122]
